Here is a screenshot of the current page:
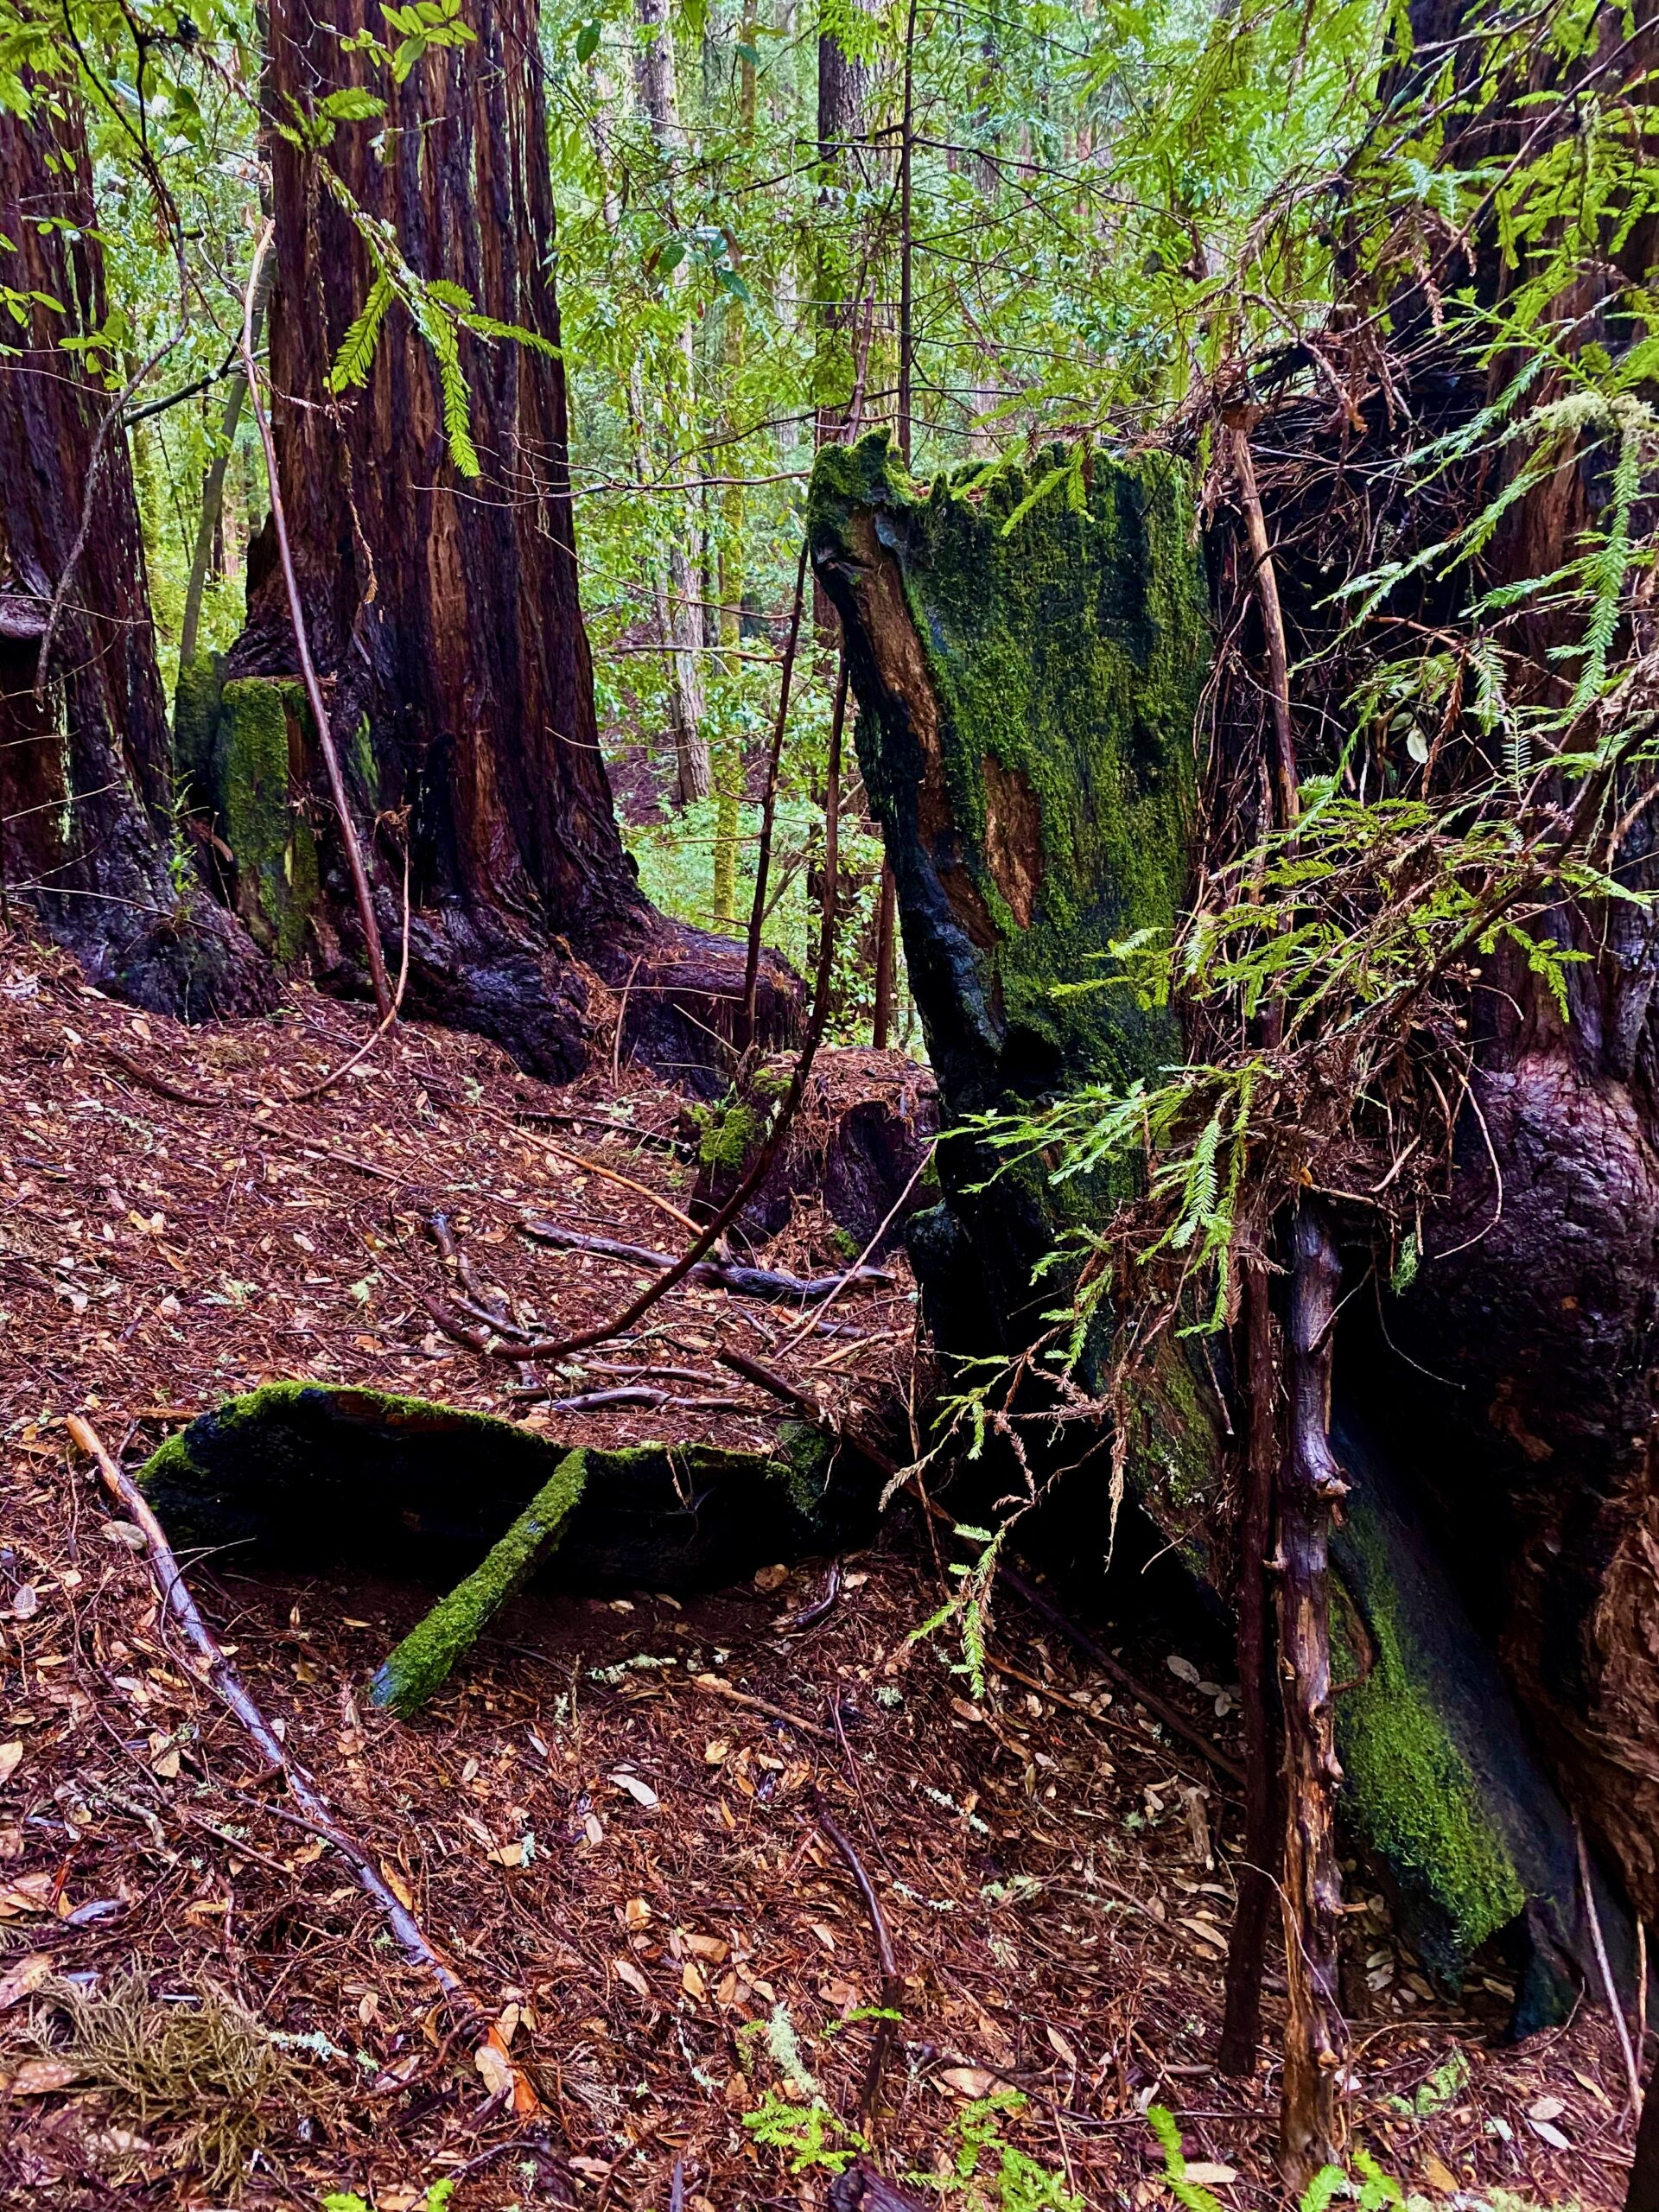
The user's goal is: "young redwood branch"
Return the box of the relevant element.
[1276,1198,1349,2185]
[239,219,392,1019]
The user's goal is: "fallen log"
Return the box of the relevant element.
[370,1453,587,1718]
[139,1382,884,1598]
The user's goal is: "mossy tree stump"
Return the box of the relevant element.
[809,435,1615,2024]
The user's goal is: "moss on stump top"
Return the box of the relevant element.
[810,433,1206,1112]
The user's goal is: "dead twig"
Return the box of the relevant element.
[1576,1818,1643,2116]
[813,1793,904,2131]
[741,540,811,1044]
[489,1108,701,1234]
[65,1414,477,2020]
[688,1672,833,1742]
[523,1220,891,1304]
[773,1142,934,1356]
[99,1042,238,1110]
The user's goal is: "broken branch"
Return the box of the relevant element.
[66,1414,474,2013]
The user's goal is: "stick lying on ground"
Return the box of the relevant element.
[65,1416,475,2012]
[815,1794,904,2131]
[521,1218,893,1303]
[369,1453,587,1719]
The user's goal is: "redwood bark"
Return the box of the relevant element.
[1348,0,1659,1939]
[0,96,269,1016]
[1217,1257,1283,2075]
[222,0,791,1079]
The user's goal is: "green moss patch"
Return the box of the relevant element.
[1329,1420,1560,1991]
[810,435,1225,1516]
[810,434,1204,1109]
[172,650,225,809]
[370,1450,588,1718]
[185,677,319,965]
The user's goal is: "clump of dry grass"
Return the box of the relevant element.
[31,1970,305,2193]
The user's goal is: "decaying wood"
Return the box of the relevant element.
[1276,1199,1348,2184]
[1218,1258,1284,2074]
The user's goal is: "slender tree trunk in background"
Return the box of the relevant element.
[896,0,917,467]
[633,0,710,806]
[710,312,747,930]
[1218,1256,1284,2074]
[0,92,270,1017]
[179,259,273,669]
[870,861,896,1046]
[1278,1199,1347,2185]
[812,0,867,641]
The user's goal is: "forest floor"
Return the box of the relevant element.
[0,923,1635,2210]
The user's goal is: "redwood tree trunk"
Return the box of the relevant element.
[0,96,270,1018]
[219,0,634,1073]
[201,0,791,1079]
[1337,0,1659,1946]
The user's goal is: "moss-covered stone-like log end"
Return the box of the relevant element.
[138,1382,880,1593]
[172,673,321,966]
[1329,1410,1611,2030]
[810,432,1224,1482]
[369,1449,588,1718]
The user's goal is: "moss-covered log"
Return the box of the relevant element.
[369,1451,587,1718]
[140,1382,880,1596]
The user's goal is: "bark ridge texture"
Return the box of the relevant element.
[0,99,270,1016]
